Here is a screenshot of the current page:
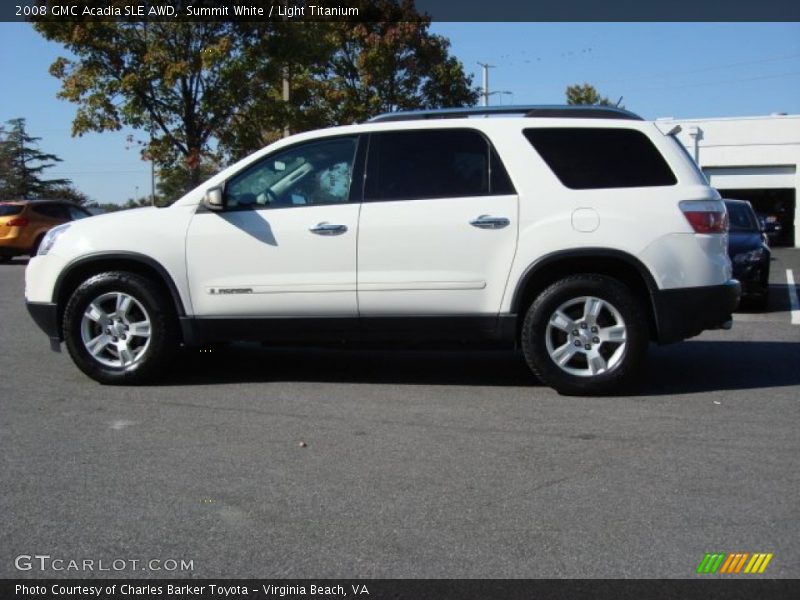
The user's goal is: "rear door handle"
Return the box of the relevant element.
[470,215,510,229]
[310,222,348,236]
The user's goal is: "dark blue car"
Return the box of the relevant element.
[725,199,771,309]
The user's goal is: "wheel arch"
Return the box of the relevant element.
[510,248,661,340]
[52,252,186,340]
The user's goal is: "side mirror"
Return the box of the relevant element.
[203,187,224,211]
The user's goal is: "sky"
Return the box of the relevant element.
[0,21,799,205]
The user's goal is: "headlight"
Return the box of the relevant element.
[37,223,71,256]
[733,247,766,265]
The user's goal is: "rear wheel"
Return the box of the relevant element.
[63,271,178,384]
[521,274,649,395]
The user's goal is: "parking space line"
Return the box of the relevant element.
[787,269,800,325]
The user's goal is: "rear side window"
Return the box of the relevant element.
[0,204,23,216]
[366,129,515,201]
[523,128,677,189]
[32,203,68,219]
[725,202,758,232]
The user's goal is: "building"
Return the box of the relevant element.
[659,114,800,246]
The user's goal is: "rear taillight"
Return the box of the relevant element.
[679,200,728,234]
[6,217,29,227]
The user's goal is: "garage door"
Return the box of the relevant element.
[703,165,796,189]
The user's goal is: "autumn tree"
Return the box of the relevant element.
[36,1,478,194]
[565,83,618,107]
[34,17,280,191]
[0,118,72,200]
[218,3,478,158]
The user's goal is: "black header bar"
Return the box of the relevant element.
[5,0,800,23]
[3,579,800,600]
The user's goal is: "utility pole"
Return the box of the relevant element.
[150,132,155,206]
[477,62,495,107]
[282,66,290,138]
[143,19,156,206]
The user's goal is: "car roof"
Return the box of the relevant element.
[0,199,74,205]
[368,105,642,123]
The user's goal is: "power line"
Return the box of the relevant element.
[593,52,800,86]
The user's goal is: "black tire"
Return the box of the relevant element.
[521,274,649,396]
[63,271,178,384]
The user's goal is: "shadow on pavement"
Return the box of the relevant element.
[0,257,29,266]
[736,283,795,314]
[643,340,800,396]
[161,338,800,396]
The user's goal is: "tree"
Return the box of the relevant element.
[220,5,479,159]
[35,16,279,189]
[48,184,91,205]
[156,160,221,205]
[37,2,478,176]
[565,83,618,107]
[0,118,72,200]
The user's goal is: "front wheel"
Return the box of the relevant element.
[63,271,178,384]
[521,274,649,395]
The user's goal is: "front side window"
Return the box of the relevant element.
[225,136,358,209]
[366,129,515,201]
[524,127,677,189]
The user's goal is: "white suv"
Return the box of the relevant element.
[25,105,739,395]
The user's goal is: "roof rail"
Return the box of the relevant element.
[368,105,643,123]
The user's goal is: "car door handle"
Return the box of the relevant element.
[309,222,348,236]
[470,215,510,229]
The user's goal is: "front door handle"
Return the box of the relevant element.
[470,215,510,229]
[310,222,348,236]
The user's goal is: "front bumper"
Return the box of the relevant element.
[652,280,741,343]
[26,301,61,350]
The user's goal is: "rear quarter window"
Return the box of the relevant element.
[523,127,677,189]
[0,204,24,216]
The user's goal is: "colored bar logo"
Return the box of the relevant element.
[697,552,773,574]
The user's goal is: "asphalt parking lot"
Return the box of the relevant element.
[1,249,798,579]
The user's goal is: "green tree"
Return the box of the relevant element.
[34,17,279,189]
[220,5,479,158]
[156,160,221,205]
[565,83,619,107]
[37,2,478,176]
[48,183,91,205]
[0,118,71,200]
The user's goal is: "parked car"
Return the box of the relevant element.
[0,200,93,262]
[726,199,771,309]
[24,105,739,395]
[756,213,783,244]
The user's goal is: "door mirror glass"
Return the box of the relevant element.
[203,187,224,211]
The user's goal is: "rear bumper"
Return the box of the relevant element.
[26,301,61,349]
[653,280,741,343]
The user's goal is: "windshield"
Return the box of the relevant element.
[725,202,758,232]
[0,204,23,217]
